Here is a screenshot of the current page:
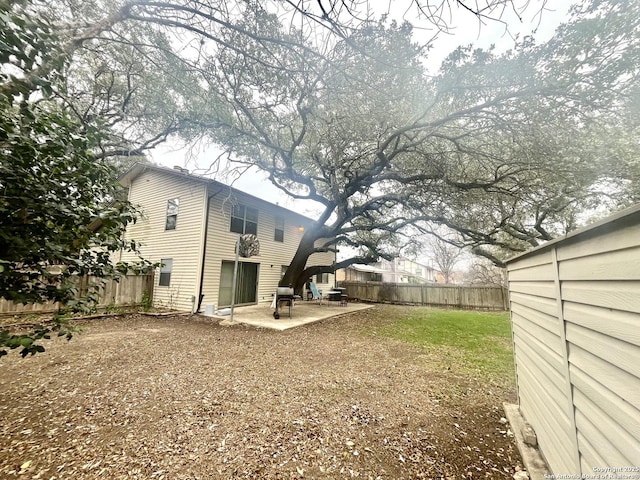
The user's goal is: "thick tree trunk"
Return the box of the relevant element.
[279,230,336,295]
[279,233,316,294]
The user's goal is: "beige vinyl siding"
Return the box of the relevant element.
[506,206,640,475]
[508,251,578,474]
[200,187,335,308]
[120,164,337,311]
[309,237,337,293]
[121,169,206,311]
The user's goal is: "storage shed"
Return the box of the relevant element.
[506,204,640,475]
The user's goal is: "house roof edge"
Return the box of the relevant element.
[117,162,321,223]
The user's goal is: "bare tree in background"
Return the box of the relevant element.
[282,0,549,40]
[428,235,464,284]
[467,258,508,287]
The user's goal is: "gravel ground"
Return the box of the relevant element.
[0,305,522,479]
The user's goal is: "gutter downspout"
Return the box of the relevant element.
[196,189,221,313]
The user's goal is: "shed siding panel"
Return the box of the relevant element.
[508,274,572,474]
[511,317,563,370]
[574,409,636,466]
[558,246,640,280]
[561,280,640,314]
[512,335,566,405]
[507,262,556,281]
[516,372,568,439]
[516,369,575,473]
[555,221,640,261]
[576,431,607,473]
[568,344,640,412]
[511,304,561,341]
[509,292,558,317]
[573,389,640,464]
[122,169,206,311]
[569,365,640,442]
[507,208,640,475]
[565,321,640,378]
[512,334,564,394]
[563,302,640,347]
[508,281,556,299]
[506,251,553,271]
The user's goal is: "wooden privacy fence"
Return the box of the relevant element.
[340,281,509,310]
[0,274,154,315]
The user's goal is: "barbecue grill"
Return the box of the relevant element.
[273,286,295,319]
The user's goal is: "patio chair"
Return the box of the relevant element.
[308,282,323,305]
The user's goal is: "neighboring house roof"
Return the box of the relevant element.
[347,264,388,274]
[118,162,319,224]
[404,261,437,273]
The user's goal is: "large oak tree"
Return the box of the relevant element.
[1,0,543,354]
[2,0,639,318]
[183,0,639,290]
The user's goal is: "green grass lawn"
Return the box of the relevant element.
[375,308,515,384]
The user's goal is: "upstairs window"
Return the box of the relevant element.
[230,204,258,235]
[159,258,173,286]
[274,215,285,242]
[315,273,329,284]
[166,198,179,230]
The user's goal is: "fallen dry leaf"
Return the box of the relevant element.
[0,306,520,479]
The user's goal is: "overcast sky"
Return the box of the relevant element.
[150,0,573,218]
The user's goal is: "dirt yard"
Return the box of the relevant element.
[0,306,522,479]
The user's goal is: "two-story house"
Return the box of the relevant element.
[376,257,438,283]
[337,258,438,284]
[118,163,335,311]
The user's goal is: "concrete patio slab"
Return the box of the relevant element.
[205,301,375,330]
